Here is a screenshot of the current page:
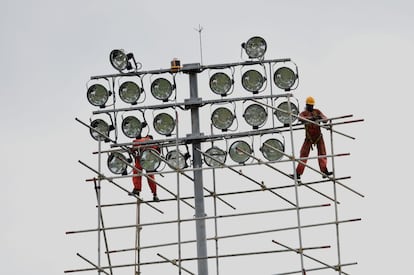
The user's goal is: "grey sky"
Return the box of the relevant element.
[1,0,413,274]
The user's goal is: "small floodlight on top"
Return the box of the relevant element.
[110,49,141,72]
[151,78,174,102]
[242,36,267,59]
[274,67,297,91]
[87,84,111,108]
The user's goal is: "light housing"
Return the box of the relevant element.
[151,78,174,101]
[89,119,111,141]
[87,84,110,108]
[242,36,267,59]
[140,149,161,172]
[260,138,284,161]
[209,72,232,96]
[107,152,128,175]
[204,146,227,167]
[166,150,189,170]
[229,140,252,164]
[153,113,175,136]
[109,49,132,72]
[274,101,299,126]
[119,81,141,104]
[121,116,146,138]
[243,103,267,129]
[211,107,235,131]
[241,70,265,93]
[274,67,297,90]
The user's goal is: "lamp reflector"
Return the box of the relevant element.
[153,113,175,136]
[244,36,267,59]
[211,107,234,130]
[275,101,299,125]
[151,78,173,101]
[166,150,187,170]
[204,147,226,167]
[119,81,141,104]
[209,72,232,96]
[274,67,297,90]
[261,138,284,161]
[241,70,264,93]
[109,49,128,71]
[140,149,161,172]
[229,140,252,163]
[243,104,267,128]
[107,152,127,174]
[122,116,143,138]
[87,84,109,107]
[89,119,110,141]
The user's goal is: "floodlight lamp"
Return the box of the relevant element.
[107,152,128,175]
[209,72,232,96]
[166,150,188,170]
[242,36,267,59]
[110,49,132,72]
[261,138,284,161]
[241,70,265,93]
[122,116,146,138]
[140,149,161,172]
[151,78,173,101]
[204,147,227,167]
[274,101,299,126]
[87,84,110,108]
[243,103,267,129]
[274,67,297,90]
[229,140,252,164]
[211,107,235,131]
[153,113,175,136]
[89,119,111,142]
[119,81,141,104]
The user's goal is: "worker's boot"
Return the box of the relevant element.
[132,188,140,195]
[322,171,333,178]
[153,194,160,202]
[289,172,301,182]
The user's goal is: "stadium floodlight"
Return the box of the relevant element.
[274,67,297,90]
[211,107,235,131]
[87,84,110,108]
[260,138,284,161]
[107,152,128,175]
[204,146,227,167]
[89,118,112,141]
[166,150,189,170]
[243,103,267,129]
[140,149,161,172]
[242,36,267,59]
[153,113,175,136]
[119,81,142,104]
[151,78,174,101]
[229,140,252,164]
[109,49,132,72]
[241,69,265,93]
[121,116,146,138]
[274,101,299,126]
[209,72,232,96]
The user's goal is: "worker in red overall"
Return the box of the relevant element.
[294,96,332,179]
[131,135,160,202]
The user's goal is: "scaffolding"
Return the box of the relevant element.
[66,56,364,275]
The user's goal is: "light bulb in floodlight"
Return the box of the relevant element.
[243,36,267,59]
[122,116,144,138]
[241,70,264,93]
[261,138,284,161]
[153,113,175,136]
[243,104,267,128]
[107,152,128,174]
[140,149,161,171]
[209,72,232,96]
[110,49,129,72]
[229,140,252,164]
[211,107,234,131]
[119,81,141,104]
[87,84,110,107]
[90,119,110,141]
[274,101,299,125]
[151,78,173,101]
[204,147,227,167]
[166,150,187,170]
[274,67,297,90]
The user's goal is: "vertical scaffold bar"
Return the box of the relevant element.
[135,200,141,275]
[175,108,183,275]
[186,66,209,275]
[97,137,102,275]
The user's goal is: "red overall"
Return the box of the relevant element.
[132,136,158,195]
[296,109,329,176]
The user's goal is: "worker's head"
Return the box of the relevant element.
[305,96,315,111]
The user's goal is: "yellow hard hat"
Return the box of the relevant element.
[306,96,315,105]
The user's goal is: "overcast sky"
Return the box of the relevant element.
[1,0,413,274]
